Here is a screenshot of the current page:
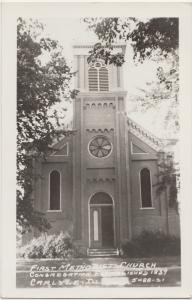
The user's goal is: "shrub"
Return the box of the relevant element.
[121,231,180,257]
[73,246,88,258]
[17,231,75,259]
[16,222,23,248]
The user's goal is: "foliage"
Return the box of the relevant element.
[16,223,23,248]
[121,231,180,258]
[84,18,179,135]
[73,246,88,258]
[17,18,78,233]
[156,153,180,211]
[87,42,125,66]
[17,231,74,259]
[129,52,179,135]
[84,17,178,65]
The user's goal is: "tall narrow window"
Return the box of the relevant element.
[88,62,109,92]
[93,210,99,241]
[50,170,60,210]
[140,168,152,208]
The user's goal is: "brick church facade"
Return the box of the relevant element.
[34,44,180,250]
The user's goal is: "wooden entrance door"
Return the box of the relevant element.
[90,205,114,248]
[101,206,114,247]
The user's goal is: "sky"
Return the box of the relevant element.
[42,18,157,92]
[40,18,177,140]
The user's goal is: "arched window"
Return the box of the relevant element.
[49,170,60,210]
[140,168,152,208]
[88,62,109,92]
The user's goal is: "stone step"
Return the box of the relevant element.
[88,248,119,257]
[89,248,118,252]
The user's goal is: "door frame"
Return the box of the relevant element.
[88,192,115,248]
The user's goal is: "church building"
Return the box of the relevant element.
[34,44,180,253]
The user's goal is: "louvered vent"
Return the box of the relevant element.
[88,67,98,91]
[99,67,109,91]
[88,62,109,92]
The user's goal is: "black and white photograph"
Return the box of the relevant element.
[1,2,192,299]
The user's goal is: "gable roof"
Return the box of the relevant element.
[127,116,164,152]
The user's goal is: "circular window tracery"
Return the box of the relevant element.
[89,136,112,158]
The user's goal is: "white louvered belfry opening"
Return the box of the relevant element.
[88,61,109,92]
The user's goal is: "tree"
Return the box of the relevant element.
[17,18,77,233]
[84,18,178,64]
[155,152,180,234]
[84,17,179,133]
[129,52,179,136]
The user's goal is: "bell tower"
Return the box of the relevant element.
[72,45,132,248]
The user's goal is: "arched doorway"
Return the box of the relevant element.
[89,192,114,248]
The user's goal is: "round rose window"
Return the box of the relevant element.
[89,136,112,158]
